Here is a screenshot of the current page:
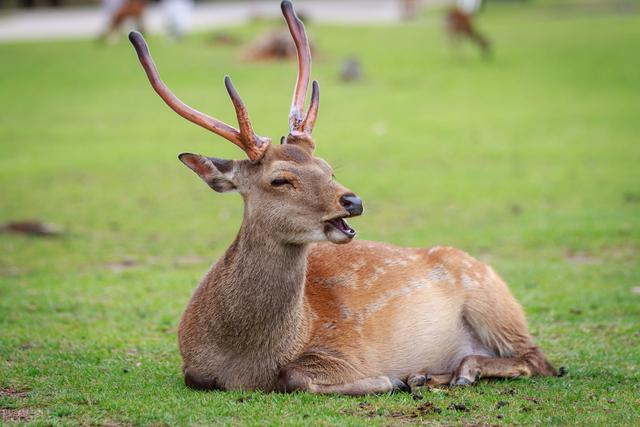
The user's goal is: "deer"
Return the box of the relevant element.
[445,6,491,57]
[100,0,148,44]
[128,0,559,395]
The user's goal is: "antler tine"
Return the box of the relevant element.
[224,76,271,159]
[301,80,319,134]
[128,32,269,162]
[281,0,315,134]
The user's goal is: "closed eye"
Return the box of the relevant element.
[271,178,292,187]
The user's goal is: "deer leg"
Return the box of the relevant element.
[183,367,222,391]
[407,372,453,393]
[278,368,408,396]
[311,376,408,395]
[277,352,409,396]
[450,355,530,386]
[450,348,556,386]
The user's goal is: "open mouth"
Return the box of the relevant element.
[324,216,356,238]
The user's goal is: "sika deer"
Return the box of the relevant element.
[129,0,558,395]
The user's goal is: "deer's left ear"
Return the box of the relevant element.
[178,153,237,193]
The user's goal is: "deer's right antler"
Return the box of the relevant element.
[128,32,270,162]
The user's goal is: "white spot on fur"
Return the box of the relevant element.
[364,266,386,289]
[361,279,430,317]
[339,304,352,320]
[349,258,367,271]
[428,246,442,255]
[427,265,450,282]
[461,273,477,289]
[383,258,409,267]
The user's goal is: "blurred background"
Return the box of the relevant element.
[0,0,639,424]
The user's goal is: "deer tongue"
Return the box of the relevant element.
[327,217,356,238]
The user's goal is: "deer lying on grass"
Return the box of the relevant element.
[129,0,558,395]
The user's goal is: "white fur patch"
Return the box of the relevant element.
[461,273,477,289]
[361,278,430,318]
[427,265,450,282]
[339,304,352,320]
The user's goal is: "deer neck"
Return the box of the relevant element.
[209,214,310,355]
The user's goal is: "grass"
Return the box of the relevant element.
[1,2,639,425]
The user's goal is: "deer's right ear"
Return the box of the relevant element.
[178,153,237,193]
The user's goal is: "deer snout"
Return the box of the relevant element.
[340,194,363,217]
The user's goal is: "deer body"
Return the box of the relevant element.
[130,1,558,395]
[180,238,510,392]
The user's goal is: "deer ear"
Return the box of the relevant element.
[178,153,237,193]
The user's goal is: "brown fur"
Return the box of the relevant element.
[177,142,557,395]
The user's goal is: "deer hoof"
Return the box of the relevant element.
[450,376,474,387]
[407,374,427,389]
[389,377,410,393]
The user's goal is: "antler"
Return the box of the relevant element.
[128,31,270,162]
[281,0,319,136]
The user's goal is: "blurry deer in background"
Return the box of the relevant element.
[129,0,558,395]
[446,1,491,57]
[100,0,148,43]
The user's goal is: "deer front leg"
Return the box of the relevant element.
[278,368,408,396]
[277,352,409,396]
[450,355,531,386]
[450,348,557,386]
[406,372,453,393]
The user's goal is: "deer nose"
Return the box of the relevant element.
[340,194,363,217]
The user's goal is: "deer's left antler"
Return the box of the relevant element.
[282,0,319,138]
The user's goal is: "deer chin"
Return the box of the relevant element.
[324,217,356,244]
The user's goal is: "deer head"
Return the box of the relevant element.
[129,1,362,245]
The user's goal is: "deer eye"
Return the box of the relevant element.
[271,178,291,187]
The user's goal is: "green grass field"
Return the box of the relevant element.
[1,2,639,425]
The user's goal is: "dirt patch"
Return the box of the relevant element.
[447,402,470,412]
[0,221,62,237]
[0,387,29,399]
[565,251,598,265]
[106,257,140,273]
[105,254,208,272]
[623,192,640,203]
[1,408,36,422]
[380,402,445,421]
[413,402,442,416]
[354,401,379,417]
[501,387,517,396]
[0,267,23,278]
[173,255,208,267]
